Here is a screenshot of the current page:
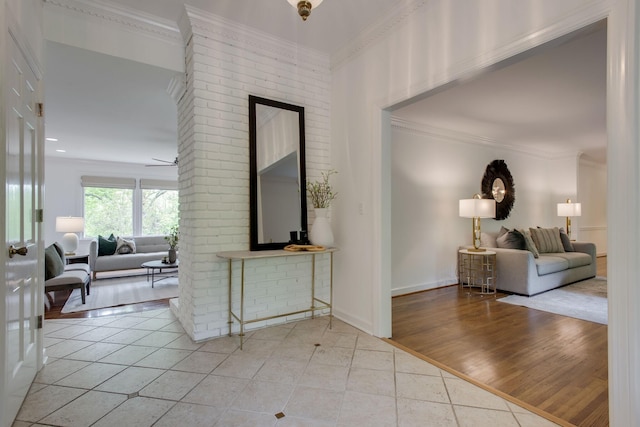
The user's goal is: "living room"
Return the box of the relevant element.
[4,1,640,426]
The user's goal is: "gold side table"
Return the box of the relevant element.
[458,249,497,295]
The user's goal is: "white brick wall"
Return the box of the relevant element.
[175,7,332,342]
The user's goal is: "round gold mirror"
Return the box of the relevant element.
[492,178,505,203]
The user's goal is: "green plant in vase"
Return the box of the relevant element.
[306,170,337,247]
[165,225,179,263]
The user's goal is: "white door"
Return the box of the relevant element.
[1,29,43,427]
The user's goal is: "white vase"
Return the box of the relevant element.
[309,208,334,247]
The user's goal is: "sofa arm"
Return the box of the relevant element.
[89,239,98,272]
[572,241,597,264]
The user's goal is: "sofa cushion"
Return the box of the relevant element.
[496,229,526,250]
[116,237,136,254]
[550,252,592,268]
[64,263,91,274]
[98,234,117,256]
[134,235,171,253]
[530,227,565,253]
[45,269,88,286]
[559,227,575,252]
[535,255,570,275]
[518,229,540,258]
[45,244,65,280]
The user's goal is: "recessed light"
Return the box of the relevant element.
[46,137,58,142]
[56,149,66,153]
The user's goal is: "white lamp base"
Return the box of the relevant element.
[61,233,79,255]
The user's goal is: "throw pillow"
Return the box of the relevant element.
[496,229,526,250]
[116,237,136,254]
[52,241,66,264]
[529,227,565,253]
[480,232,498,248]
[98,234,117,256]
[559,227,575,252]
[518,228,540,258]
[45,244,65,280]
[497,226,509,239]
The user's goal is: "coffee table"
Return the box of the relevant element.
[141,260,179,288]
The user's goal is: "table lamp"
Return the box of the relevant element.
[557,199,581,239]
[56,216,84,255]
[459,194,496,251]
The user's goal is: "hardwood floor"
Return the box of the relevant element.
[391,256,608,427]
[45,288,170,319]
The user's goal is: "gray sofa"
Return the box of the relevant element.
[89,235,172,279]
[472,230,596,296]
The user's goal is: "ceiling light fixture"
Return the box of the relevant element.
[46,137,58,141]
[287,0,323,21]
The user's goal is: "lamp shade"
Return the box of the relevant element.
[459,198,496,218]
[557,202,582,217]
[55,216,84,233]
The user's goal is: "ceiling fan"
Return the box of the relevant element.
[146,157,178,167]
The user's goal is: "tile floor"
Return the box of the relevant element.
[14,309,560,426]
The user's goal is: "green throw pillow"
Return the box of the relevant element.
[98,234,117,256]
[45,244,65,280]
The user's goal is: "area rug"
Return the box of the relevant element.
[497,277,607,325]
[61,275,179,313]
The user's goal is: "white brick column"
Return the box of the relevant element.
[174,6,332,341]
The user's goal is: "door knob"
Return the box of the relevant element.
[9,245,28,258]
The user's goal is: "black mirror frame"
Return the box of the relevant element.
[249,95,307,250]
[481,159,515,220]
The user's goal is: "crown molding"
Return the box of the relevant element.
[43,0,182,45]
[181,5,330,73]
[331,0,428,70]
[391,117,584,160]
[579,155,607,169]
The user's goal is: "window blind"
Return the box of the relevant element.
[140,179,178,191]
[81,176,136,189]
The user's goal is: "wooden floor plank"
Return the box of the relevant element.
[391,257,608,427]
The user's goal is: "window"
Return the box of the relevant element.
[82,176,178,237]
[84,187,134,237]
[142,184,179,235]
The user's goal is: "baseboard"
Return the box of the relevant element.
[391,277,458,297]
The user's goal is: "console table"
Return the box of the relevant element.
[216,248,337,349]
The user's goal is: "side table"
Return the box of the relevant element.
[66,253,89,265]
[458,249,497,295]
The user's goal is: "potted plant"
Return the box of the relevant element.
[306,170,337,246]
[165,225,179,263]
[306,169,338,209]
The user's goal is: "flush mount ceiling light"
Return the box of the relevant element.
[287,0,324,21]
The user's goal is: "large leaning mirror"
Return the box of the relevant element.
[249,95,307,250]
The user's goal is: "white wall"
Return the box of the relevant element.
[44,157,177,248]
[579,158,607,255]
[390,122,576,295]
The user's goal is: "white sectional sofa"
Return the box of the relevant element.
[474,228,596,296]
[89,235,171,279]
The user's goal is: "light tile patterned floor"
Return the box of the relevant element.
[14,309,560,426]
